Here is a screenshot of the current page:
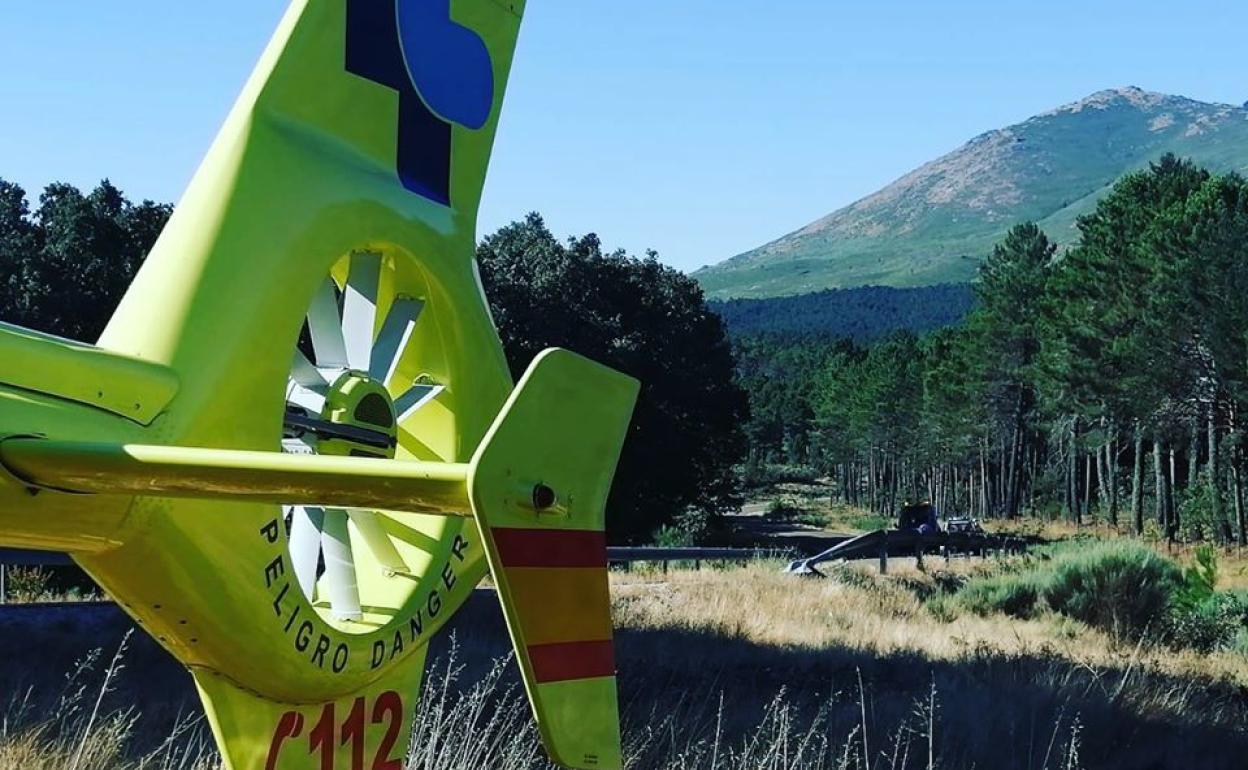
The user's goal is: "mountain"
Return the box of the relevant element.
[710,284,975,342]
[696,87,1248,299]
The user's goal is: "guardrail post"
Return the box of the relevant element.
[878,531,889,575]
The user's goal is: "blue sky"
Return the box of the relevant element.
[1,1,1246,273]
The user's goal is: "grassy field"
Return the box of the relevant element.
[5,539,1248,769]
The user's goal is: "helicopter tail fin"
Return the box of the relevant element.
[468,349,638,770]
[193,650,428,770]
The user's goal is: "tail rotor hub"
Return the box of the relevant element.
[319,372,398,460]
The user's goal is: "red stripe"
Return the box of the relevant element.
[492,528,607,568]
[528,640,616,683]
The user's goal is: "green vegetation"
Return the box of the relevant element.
[739,155,1248,548]
[476,213,748,543]
[710,283,974,341]
[0,179,170,341]
[1044,543,1181,638]
[697,88,1248,298]
[952,571,1047,620]
[933,541,1248,654]
[762,497,831,529]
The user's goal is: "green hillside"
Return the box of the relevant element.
[696,87,1248,299]
[710,283,974,341]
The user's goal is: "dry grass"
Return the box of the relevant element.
[614,560,1248,683]
[607,560,1248,769]
[4,556,1248,769]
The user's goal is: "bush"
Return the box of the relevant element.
[652,508,718,547]
[1177,479,1226,543]
[1045,543,1181,639]
[765,498,803,520]
[764,498,830,529]
[1174,546,1218,611]
[5,566,53,603]
[846,512,892,532]
[740,462,820,488]
[955,573,1046,619]
[1165,592,1248,652]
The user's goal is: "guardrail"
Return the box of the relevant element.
[786,529,1024,575]
[1,533,1024,601]
[606,546,795,571]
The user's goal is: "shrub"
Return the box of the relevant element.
[1174,546,1219,611]
[925,594,959,623]
[1165,592,1248,652]
[5,566,53,603]
[847,513,892,532]
[1045,543,1181,639]
[765,498,803,520]
[652,508,719,546]
[740,462,819,488]
[1177,480,1225,543]
[955,573,1046,619]
[651,524,695,548]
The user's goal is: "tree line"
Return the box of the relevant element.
[0,179,171,340]
[711,283,975,342]
[0,183,746,544]
[739,155,1248,544]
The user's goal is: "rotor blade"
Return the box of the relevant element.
[290,351,329,393]
[287,505,324,601]
[285,381,327,414]
[370,297,423,386]
[280,437,318,455]
[346,509,410,574]
[320,508,363,621]
[342,252,382,371]
[394,383,445,423]
[307,278,349,370]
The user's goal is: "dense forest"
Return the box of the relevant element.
[711,283,975,341]
[737,155,1248,544]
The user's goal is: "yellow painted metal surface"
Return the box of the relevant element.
[0,321,178,424]
[469,349,639,769]
[0,439,471,514]
[0,1,636,769]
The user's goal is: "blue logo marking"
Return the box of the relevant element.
[396,0,494,131]
[346,0,496,205]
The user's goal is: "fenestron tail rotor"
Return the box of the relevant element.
[319,508,361,620]
[280,250,446,627]
[342,252,381,372]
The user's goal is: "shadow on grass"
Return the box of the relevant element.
[442,591,1248,770]
[4,594,1248,769]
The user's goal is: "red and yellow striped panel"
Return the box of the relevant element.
[492,528,615,683]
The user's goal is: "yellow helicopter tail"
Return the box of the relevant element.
[196,348,637,770]
[193,655,429,770]
[469,349,639,770]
